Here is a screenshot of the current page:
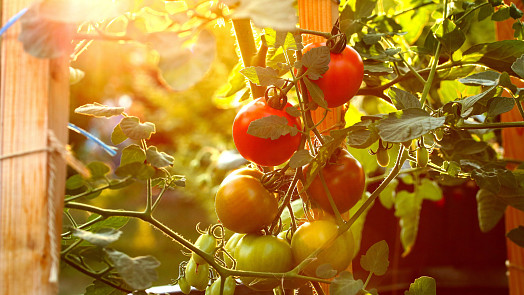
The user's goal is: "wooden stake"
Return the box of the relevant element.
[0,1,69,294]
[497,2,524,293]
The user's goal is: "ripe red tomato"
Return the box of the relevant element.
[301,148,365,215]
[303,43,364,108]
[290,219,354,277]
[223,167,264,183]
[235,234,294,290]
[232,97,301,167]
[215,175,278,233]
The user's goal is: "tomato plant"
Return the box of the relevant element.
[291,219,355,277]
[302,148,365,214]
[185,258,209,291]
[206,276,236,295]
[215,175,278,233]
[232,97,301,166]
[235,234,294,290]
[303,43,364,108]
[192,233,217,265]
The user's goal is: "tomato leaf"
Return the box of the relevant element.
[75,103,124,118]
[87,215,130,232]
[507,226,524,248]
[148,30,216,91]
[264,28,302,50]
[72,228,122,247]
[120,145,146,167]
[111,124,128,145]
[87,162,111,179]
[302,46,330,80]
[329,271,363,295]
[18,5,76,58]
[247,115,299,140]
[360,240,389,276]
[458,71,500,86]
[115,162,155,180]
[488,97,515,117]
[146,146,174,168]
[240,66,285,88]
[511,54,524,79]
[377,108,446,143]
[432,18,465,54]
[462,40,524,77]
[416,179,443,201]
[315,263,338,279]
[289,149,313,169]
[476,189,507,232]
[364,64,394,74]
[231,0,298,31]
[491,6,511,21]
[106,249,160,291]
[388,88,421,110]
[379,179,398,210]
[394,191,422,256]
[66,174,85,190]
[405,276,436,295]
[286,106,301,117]
[303,77,328,109]
[120,117,156,140]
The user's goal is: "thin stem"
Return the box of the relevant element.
[269,170,301,232]
[295,28,332,40]
[455,121,524,129]
[365,167,425,185]
[419,43,441,106]
[62,215,105,237]
[363,271,373,290]
[392,1,435,17]
[515,99,524,121]
[319,170,344,226]
[65,202,145,219]
[455,2,490,24]
[64,177,131,203]
[151,180,170,212]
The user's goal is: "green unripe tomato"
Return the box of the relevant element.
[178,277,191,295]
[376,146,390,167]
[192,233,217,265]
[207,276,236,295]
[185,258,209,291]
[434,128,444,141]
[224,233,245,268]
[416,147,429,168]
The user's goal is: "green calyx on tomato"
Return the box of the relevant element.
[192,233,217,265]
[206,276,236,295]
[232,97,301,167]
[302,43,364,108]
[301,148,365,215]
[185,258,209,291]
[235,234,294,290]
[291,219,355,277]
[215,175,278,233]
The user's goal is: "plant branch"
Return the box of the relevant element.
[295,28,332,40]
[455,121,524,129]
[64,177,131,203]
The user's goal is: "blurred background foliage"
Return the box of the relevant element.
[61,0,501,293]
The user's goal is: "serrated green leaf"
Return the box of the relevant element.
[247,115,298,140]
[120,145,146,167]
[264,28,302,50]
[462,40,524,76]
[73,228,122,247]
[111,124,128,145]
[75,103,124,118]
[405,276,436,295]
[416,179,443,201]
[146,146,174,168]
[377,108,446,143]
[379,179,398,209]
[360,240,389,276]
[240,66,285,88]
[106,249,160,290]
[316,263,338,279]
[66,174,85,190]
[507,226,524,248]
[115,162,155,180]
[120,117,156,140]
[87,162,111,179]
[476,189,507,232]
[388,88,421,110]
[499,72,518,93]
[492,6,510,21]
[302,46,330,80]
[488,97,515,117]
[303,77,328,109]
[459,71,500,86]
[289,149,313,169]
[511,54,524,79]
[458,86,497,117]
[329,272,364,295]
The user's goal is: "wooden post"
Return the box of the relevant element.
[0,1,69,294]
[497,2,524,293]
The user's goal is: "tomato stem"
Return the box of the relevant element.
[318,170,344,226]
[296,28,332,40]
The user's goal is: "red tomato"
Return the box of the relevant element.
[301,148,365,215]
[303,43,364,108]
[232,97,301,167]
[215,175,278,233]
